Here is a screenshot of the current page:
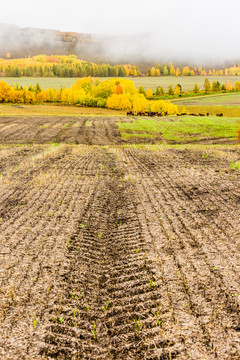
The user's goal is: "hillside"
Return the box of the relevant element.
[0,23,152,64]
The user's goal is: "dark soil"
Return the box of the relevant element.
[0,144,240,359]
[0,117,123,145]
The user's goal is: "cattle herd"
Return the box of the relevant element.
[127,111,168,117]
[127,111,224,117]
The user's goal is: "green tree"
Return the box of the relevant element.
[212,81,221,92]
[159,86,165,95]
[193,83,199,93]
[138,85,146,97]
[168,85,174,95]
[155,87,161,96]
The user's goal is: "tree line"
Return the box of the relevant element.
[0,77,177,114]
[2,55,240,78]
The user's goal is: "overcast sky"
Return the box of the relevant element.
[1,0,240,63]
[1,0,239,35]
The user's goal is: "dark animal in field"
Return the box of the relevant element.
[189,113,198,116]
[216,113,223,117]
[127,111,134,116]
[199,113,204,116]
[206,113,209,116]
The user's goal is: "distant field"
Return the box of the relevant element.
[1,76,240,91]
[173,92,240,106]
[173,92,240,117]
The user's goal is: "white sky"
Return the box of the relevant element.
[1,0,239,35]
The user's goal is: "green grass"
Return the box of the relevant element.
[117,116,239,143]
[172,92,240,117]
[1,75,240,92]
[173,92,240,106]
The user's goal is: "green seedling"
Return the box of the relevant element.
[73,309,77,317]
[91,323,96,338]
[76,290,83,300]
[135,249,139,254]
[149,279,157,288]
[98,232,103,240]
[80,223,85,228]
[86,303,90,311]
[102,300,110,312]
[32,316,39,331]
[117,210,121,215]
[59,317,64,324]
[213,266,217,271]
[213,308,218,318]
[66,238,71,246]
[133,317,142,331]
[230,161,240,171]
[154,307,163,327]
[73,321,77,327]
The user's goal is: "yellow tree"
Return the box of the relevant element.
[170,66,176,76]
[175,68,180,77]
[132,94,148,112]
[174,85,180,95]
[234,81,240,90]
[226,79,232,91]
[146,88,153,98]
[150,67,156,76]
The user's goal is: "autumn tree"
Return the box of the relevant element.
[175,68,180,77]
[193,83,199,93]
[159,86,165,95]
[234,81,240,90]
[150,67,156,76]
[116,84,123,95]
[203,78,211,93]
[226,79,232,91]
[138,85,146,97]
[170,66,176,76]
[168,85,174,95]
[146,88,153,98]
[155,87,161,96]
[174,85,180,95]
[212,81,221,92]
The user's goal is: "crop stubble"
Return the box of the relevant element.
[0,140,240,358]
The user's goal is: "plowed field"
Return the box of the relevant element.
[0,117,240,359]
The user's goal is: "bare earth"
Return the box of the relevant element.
[0,119,240,359]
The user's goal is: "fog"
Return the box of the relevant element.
[0,0,240,65]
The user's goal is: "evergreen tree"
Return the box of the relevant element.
[139,85,146,97]
[159,86,165,95]
[193,83,199,93]
[168,85,174,95]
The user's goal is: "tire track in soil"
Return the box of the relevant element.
[41,149,182,360]
[120,147,240,359]
[0,146,99,359]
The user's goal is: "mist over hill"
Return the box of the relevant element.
[0,23,238,68]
